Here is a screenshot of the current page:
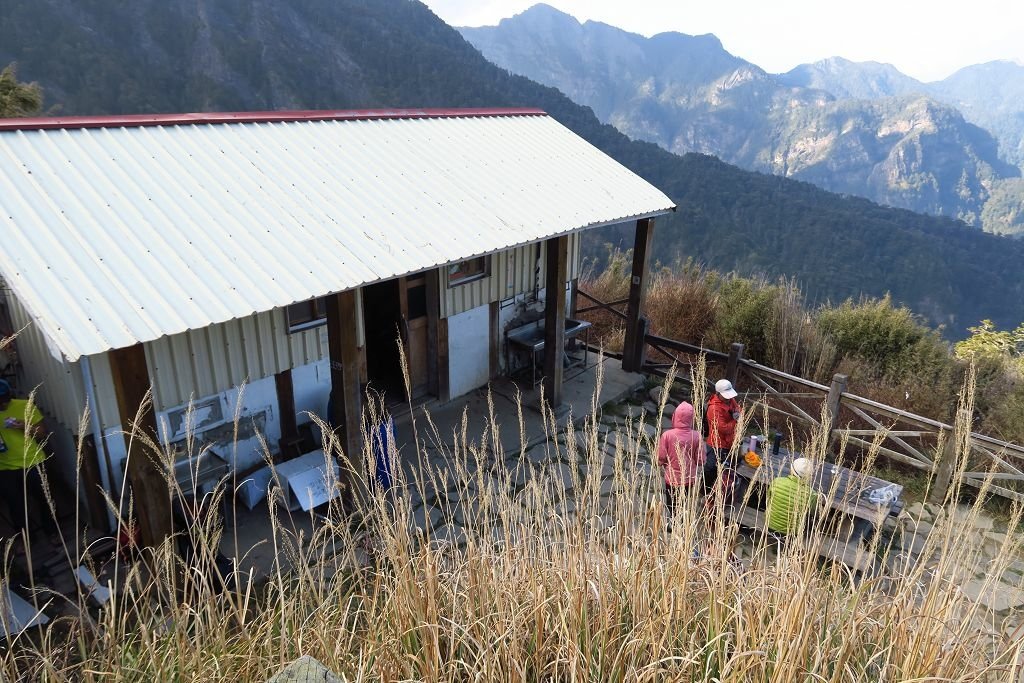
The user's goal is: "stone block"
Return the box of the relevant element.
[961,578,1024,613]
[410,504,443,534]
[267,656,343,683]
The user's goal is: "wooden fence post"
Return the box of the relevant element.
[824,373,848,435]
[930,408,970,504]
[725,343,744,386]
[791,348,805,377]
[631,316,650,371]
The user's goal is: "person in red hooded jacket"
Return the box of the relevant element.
[656,401,704,526]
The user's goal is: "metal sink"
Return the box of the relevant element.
[507,318,591,349]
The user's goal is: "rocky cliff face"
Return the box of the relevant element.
[761,96,1016,226]
[781,57,1024,173]
[929,61,1024,170]
[461,5,1022,232]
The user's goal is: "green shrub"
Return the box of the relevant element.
[816,295,952,383]
[956,320,1024,443]
[707,275,835,379]
[955,320,1024,368]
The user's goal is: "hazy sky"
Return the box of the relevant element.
[421,0,1024,82]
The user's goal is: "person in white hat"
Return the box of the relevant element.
[702,378,742,496]
[766,457,820,534]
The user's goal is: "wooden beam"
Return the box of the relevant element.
[425,269,441,396]
[326,290,363,469]
[274,369,299,458]
[622,218,655,372]
[489,300,500,379]
[108,343,172,547]
[543,235,569,408]
[568,277,579,319]
[567,277,580,354]
[437,317,450,403]
[77,433,110,534]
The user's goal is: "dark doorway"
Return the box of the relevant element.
[362,279,405,402]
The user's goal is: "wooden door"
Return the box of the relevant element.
[399,274,430,398]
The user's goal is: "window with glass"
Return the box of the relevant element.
[447,256,490,286]
[286,296,329,331]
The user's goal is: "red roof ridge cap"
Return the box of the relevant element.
[0,107,549,132]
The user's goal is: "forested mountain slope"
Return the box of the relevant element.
[2,0,1024,334]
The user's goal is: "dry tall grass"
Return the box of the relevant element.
[578,255,836,381]
[1,365,1022,681]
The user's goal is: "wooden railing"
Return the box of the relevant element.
[575,290,629,321]
[729,357,1024,504]
[576,289,1024,504]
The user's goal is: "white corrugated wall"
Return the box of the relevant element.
[4,234,582,432]
[3,289,368,432]
[143,291,365,412]
[441,233,583,318]
[3,288,88,431]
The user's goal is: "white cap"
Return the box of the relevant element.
[715,379,738,399]
[791,457,813,479]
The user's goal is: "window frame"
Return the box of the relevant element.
[286,296,330,333]
[446,256,491,287]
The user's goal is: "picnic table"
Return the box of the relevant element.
[732,436,904,525]
[724,437,904,572]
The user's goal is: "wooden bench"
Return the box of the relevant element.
[725,504,875,573]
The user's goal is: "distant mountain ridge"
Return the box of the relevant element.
[3,0,1024,334]
[785,58,1024,170]
[779,57,927,101]
[460,4,1024,236]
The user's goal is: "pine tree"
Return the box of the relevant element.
[0,63,42,118]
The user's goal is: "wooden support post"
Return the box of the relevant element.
[275,369,298,457]
[725,342,745,386]
[622,218,654,372]
[326,290,363,468]
[489,300,500,379]
[108,343,172,547]
[437,317,450,403]
[930,409,970,504]
[425,269,441,397]
[567,277,580,352]
[78,433,111,533]
[543,235,569,409]
[824,373,848,436]
[568,276,579,319]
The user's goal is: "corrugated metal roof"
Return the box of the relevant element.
[0,109,675,362]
